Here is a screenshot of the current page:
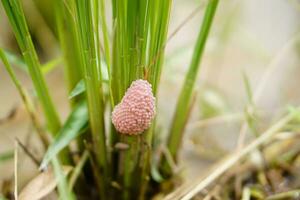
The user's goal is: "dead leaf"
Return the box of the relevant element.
[18,166,72,200]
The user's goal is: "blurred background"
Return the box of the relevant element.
[0,0,299,191]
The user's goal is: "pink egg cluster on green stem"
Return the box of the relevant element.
[112,79,156,135]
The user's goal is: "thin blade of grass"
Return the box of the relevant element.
[1,0,61,135]
[68,150,89,190]
[165,0,219,172]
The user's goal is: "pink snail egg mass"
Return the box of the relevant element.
[112,79,156,135]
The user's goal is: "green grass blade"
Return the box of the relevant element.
[68,150,89,189]
[1,0,61,135]
[166,0,219,169]
[40,101,88,169]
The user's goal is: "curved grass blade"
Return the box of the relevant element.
[40,101,88,169]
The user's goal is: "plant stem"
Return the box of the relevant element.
[54,0,83,106]
[74,0,109,198]
[99,0,114,107]
[165,0,219,174]
[139,1,172,198]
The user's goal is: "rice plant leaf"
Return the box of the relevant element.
[167,0,219,164]
[40,101,88,169]
[68,79,85,99]
[18,165,72,200]
[0,150,14,163]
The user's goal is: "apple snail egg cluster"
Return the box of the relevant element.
[112,79,156,135]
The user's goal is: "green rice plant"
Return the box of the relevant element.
[1,0,220,199]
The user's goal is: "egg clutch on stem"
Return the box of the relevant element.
[112,79,156,135]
